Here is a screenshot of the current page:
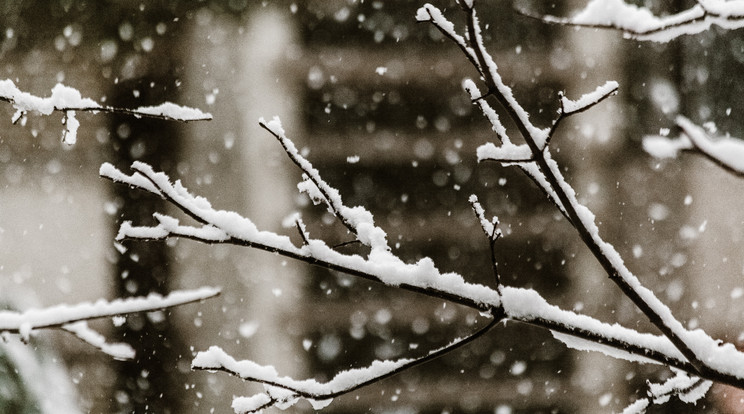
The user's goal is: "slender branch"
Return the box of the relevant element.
[469,195,502,286]
[0,287,219,360]
[61,321,135,360]
[516,8,707,38]
[130,163,212,225]
[332,240,361,249]
[259,119,360,239]
[295,218,310,246]
[193,317,501,412]
[549,82,619,145]
[0,82,212,122]
[0,287,220,333]
[415,5,483,80]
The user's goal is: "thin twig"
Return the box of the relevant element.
[259,120,360,238]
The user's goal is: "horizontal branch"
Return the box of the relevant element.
[0,287,220,334]
[0,79,211,144]
[100,160,502,312]
[521,0,744,43]
[193,318,500,413]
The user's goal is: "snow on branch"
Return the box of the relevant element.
[0,79,212,144]
[525,0,744,42]
[0,287,219,358]
[194,318,499,413]
[99,3,744,408]
[644,116,744,177]
[62,322,135,360]
[618,371,711,413]
[418,3,550,149]
[259,117,390,251]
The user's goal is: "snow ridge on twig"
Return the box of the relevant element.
[0,79,212,144]
[0,287,219,359]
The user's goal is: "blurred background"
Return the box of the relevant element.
[1,0,744,413]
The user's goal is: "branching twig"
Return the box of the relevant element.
[676,117,744,177]
[101,158,744,387]
[469,195,502,286]
[549,82,619,145]
[98,3,744,409]
[259,119,358,238]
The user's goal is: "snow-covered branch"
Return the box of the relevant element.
[523,0,744,43]
[193,318,500,413]
[1,287,219,359]
[0,79,212,144]
[644,116,744,177]
[420,0,744,407]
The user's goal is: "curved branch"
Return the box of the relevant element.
[193,317,501,413]
[519,0,744,43]
[0,287,219,359]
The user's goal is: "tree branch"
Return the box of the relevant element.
[0,287,219,359]
[193,317,500,413]
[0,79,211,145]
[517,0,744,43]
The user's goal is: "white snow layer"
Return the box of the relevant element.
[561,81,619,114]
[0,287,219,333]
[134,102,212,121]
[0,80,100,115]
[643,116,744,175]
[62,321,135,360]
[101,158,503,309]
[562,0,744,42]
[0,79,211,145]
[194,346,411,412]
